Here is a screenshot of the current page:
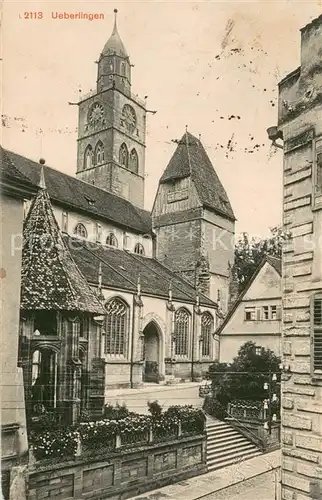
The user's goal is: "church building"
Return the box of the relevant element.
[1,10,235,423]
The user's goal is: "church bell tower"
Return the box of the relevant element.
[76,9,146,209]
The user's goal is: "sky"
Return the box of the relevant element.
[2,1,322,237]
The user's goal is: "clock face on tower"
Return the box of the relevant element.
[122,104,137,134]
[88,103,104,128]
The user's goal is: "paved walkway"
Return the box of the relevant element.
[105,382,204,414]
[131,450,281,500]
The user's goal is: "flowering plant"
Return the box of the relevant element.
[30,428,78,461]
[78,419,118,451]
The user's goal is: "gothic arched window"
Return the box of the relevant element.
[201,312,213,357]
[106,233,118,248]
[74,223,88,239]
[119,143,129,168]
[105,298,129,355]
[174,308,190,356]
[94,141,105,165]
[134,243,145,255]
[120,62,126,76]
[129,148,139,173]
[84,146,93,170]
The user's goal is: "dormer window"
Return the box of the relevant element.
[134,243,145,255]
[84,195,96,207]
[106,233,118,247]
[74,223,88,239]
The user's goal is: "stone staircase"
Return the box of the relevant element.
[206,419,262,472]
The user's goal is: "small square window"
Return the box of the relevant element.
[271,305,277,320]
[263,306,269,320]
[245,307,255,321]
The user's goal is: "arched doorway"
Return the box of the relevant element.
[142,322,161,383]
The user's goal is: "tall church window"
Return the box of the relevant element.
[121,62,126,76]
[129,148,139,173]
[106,233,118,247]
[201,312,213,357]
[174,308,190,356]
[84,146,93,170]
[74,223,88,239]
[119,143,129,168]
[134,243,145,255]
[105,298,129,356]
[94,141,105,165]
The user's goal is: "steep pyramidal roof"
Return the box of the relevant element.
[160,131,235,220]
[101,9,128,59]
[21,181,105,313]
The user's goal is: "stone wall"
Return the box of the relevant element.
[27,434,206,500]
[277,14,322,500]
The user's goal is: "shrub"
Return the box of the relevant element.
[29,410,61,434]
[78,409,92,423]
[147,400,163,418]
[102,402,130,420]
[165,405,206,435]
[203,396,227,421]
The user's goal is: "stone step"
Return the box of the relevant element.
[207,441,256,459]
[207,450,262,472]
[205,419,262,473]
[206,428,241,439]
[207,435,247,449]
[206,422,231,430]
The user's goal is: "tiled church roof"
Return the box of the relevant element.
[1,146,35,186]
[159,132,235,221]
[5,149,152,234]
[65,236,217,308]
[21,181,105,313]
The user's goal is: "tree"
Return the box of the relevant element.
[207,341,281,404]
[233,225,289,293]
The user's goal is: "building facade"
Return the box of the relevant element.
[0,149,36,496]
[217,256,282,363]
[274,14,322,500]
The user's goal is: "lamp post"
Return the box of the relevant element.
[263,369,279,435]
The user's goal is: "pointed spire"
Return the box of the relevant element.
[101,9,128,58]
[113,8,118,33]
[38,163,46,189]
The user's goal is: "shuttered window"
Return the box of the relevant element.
[313,296,322,372]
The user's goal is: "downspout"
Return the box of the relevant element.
[130,275,142,388]
[130,293,136,388]
[191,306,195,382]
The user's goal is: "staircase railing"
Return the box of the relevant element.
[224,411,266,452]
